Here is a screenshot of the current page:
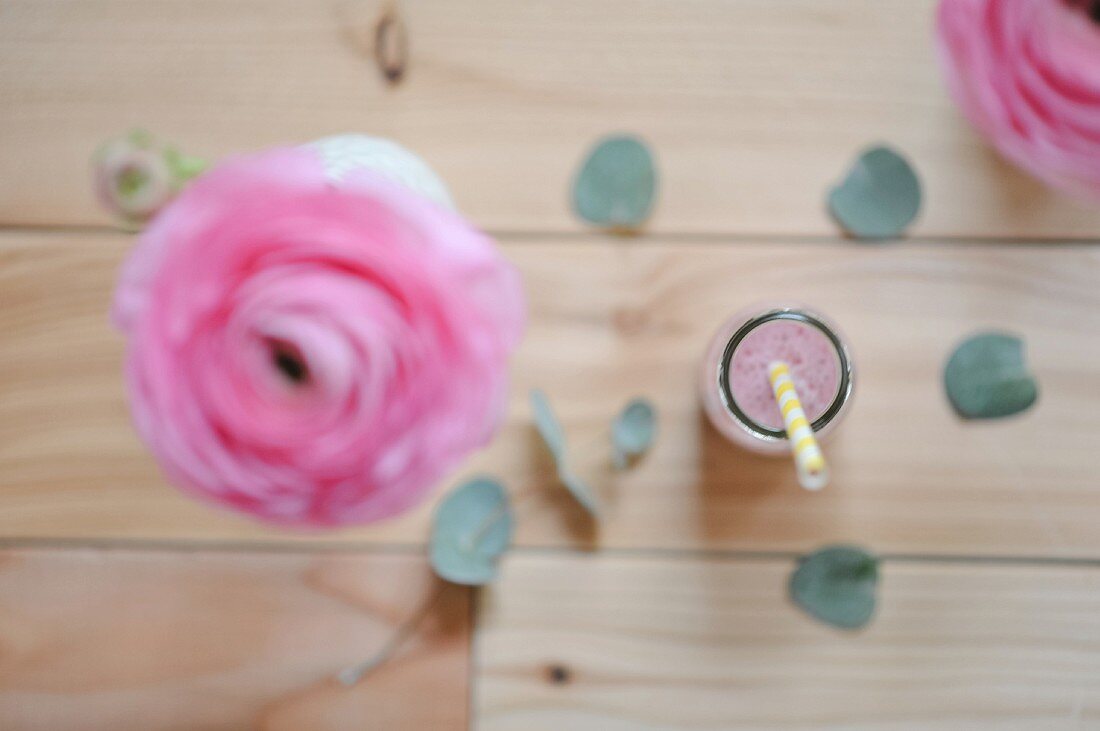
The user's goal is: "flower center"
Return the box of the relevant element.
[116,164,150,199]
[1067,0,1100,23]
[271,343,309,385]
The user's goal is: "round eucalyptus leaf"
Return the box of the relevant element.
[572,135,657,230]
[790,545,879,630]
[828,145,921,239]
[944,332,1038,420]
[612,398,657,469]
[429,476,513,586]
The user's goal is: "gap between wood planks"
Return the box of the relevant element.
[3,536,1100,569]
[1,222,1100,247]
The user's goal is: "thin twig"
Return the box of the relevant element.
[336,579,444,686]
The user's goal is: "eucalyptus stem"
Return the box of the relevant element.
[567,429,627,469]
[461,488,534,552]
[336,580,444,686]
[462,504,507,551]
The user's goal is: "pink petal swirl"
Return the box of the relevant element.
[937,0,1100,198]
[113,143,525,527]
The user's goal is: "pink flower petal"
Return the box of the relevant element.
[936,0,1100,198]
[113,138,526,527]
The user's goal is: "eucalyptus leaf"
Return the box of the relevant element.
[790,545,879,630]
[828,145,921,239]
[572,134,657,230]
[560,466,601,517]
[164,147,208,183]
[429,476,513,586]
[612,398,657,469]
[530,389,566,463]
[944,332,1038,420]
[530,389,601,518]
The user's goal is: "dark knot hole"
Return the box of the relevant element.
[271,341,309,385]
[545,664,572,685]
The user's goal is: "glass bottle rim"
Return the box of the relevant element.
[716,307,854,441]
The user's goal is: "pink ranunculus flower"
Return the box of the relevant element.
[113,136,525,527]
[937,0,1100,198]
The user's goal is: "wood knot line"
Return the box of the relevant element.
[374,6,408,84]
[613,307,650,336]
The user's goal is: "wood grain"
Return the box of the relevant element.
[476,553,1100,730]
[3,0,1100,237]
[6,3,1100,727]
[2,230,1099,557]
[0,547,469,730]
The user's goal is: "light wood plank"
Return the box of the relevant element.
[504,238,1100,557]
[2,231,1100,556]
[0,547,468,730]
[476,553,1100,730]
[2,0,1100,237]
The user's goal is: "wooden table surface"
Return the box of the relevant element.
[3,1,1100,728]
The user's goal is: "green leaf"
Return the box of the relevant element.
[828,145,921,239]
[790,545,879,630]
[559,465,601,517]
[164,147,209,184]
[530,389,601,517]
[944,332,1038,420]
[530,389,566,464]
[429,477,513,586]
[572,134,657,231]
[612,398,657,469]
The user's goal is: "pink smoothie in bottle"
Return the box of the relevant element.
[701,305,854,454]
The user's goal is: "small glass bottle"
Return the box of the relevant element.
[700,304,855,455]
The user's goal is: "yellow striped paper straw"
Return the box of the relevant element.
[767,361,829,491]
